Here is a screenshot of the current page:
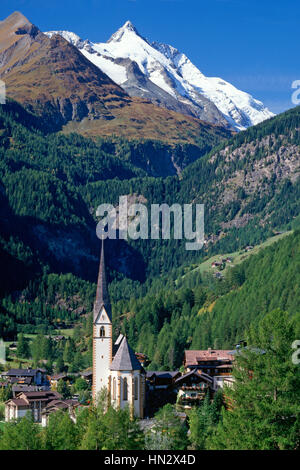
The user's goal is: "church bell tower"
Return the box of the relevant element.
[92,239,113,403]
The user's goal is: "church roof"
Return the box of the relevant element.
[110,336,142,371]
[94,238,112,322]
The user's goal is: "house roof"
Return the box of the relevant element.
[110,336,142,371]
[12,385,39,393]
[146,371,181,380]
[10,376,33,384]
[174,369,213,385]
[3,368,44,377]
[50,373,68,380]
[8,398,28,407]
[42,399,80,415]
[185,349,234,365]
[16,391,61,401]
[80,370,92,377]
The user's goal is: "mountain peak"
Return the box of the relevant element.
[1,11,33,32]
[123,20,136,31]
[107,20,141,43]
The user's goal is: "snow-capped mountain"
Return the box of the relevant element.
[45,21,275,131]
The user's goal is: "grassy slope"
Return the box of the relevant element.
[181,231,292,280]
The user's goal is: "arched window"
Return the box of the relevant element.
[123,378,128,401]
[113,377,116,400]
[134,377,139,401]
[100,326,105,337]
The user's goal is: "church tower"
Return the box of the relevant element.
[92,239,146,417]
[92,239,113,403]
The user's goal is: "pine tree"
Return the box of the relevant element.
[43,410,79,450]
[208,310,300,450]
[0,414,42,450]
[16,333,30,359]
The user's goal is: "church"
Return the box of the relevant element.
[92,240,146,418]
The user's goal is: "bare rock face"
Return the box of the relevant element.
[0,12,232,144]
[15,23,39,38]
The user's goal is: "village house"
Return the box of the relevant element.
[174,370,213,409]
[184,349,234,390]
[1,368,48,387]
[5,390,62,422]
[211,261,222,268]
[41,398,81,427]
[49,373,70,389]
[146,371,181,391]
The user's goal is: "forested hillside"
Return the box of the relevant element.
[0,100,299,348]
[113,230,300,369]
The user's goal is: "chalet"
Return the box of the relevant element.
[211,261,222,268]
[41,399,80,427]
[1,368,47,386]
[146,371,181,391]
[174,370,213,409]
[184,349,234,390]
[49,373,69,388]
[5,390,62,423]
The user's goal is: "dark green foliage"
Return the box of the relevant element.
[208,310,300,450]
[191,230,300,349]
[0,414,43,450]
[188,390,224,449]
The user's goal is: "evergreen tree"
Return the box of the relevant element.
[0,414,42,450]
[43,410,79,450]
[57,379,71,399]
[16,333,30,359]
[208,310,300,450]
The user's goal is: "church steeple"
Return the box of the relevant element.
[94,238,111,322]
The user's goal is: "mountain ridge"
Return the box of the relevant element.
[45,20,275,131]
[0,12,232,145]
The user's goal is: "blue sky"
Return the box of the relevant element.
[1,0,299,113]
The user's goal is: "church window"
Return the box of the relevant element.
[134,377,139,400]
[123,378,128,401]
[100,326,105,337]
[113,378,116,400]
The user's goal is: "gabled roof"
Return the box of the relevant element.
[174,369,213,385]
[16,390,61,401]
[110,336,142,371]
[7,398,28,407]
[185,349,234,365]
[94,238,112,322]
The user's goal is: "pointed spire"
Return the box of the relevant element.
[94,238,111,322]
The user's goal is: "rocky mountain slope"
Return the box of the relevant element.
[0,12,231,145]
